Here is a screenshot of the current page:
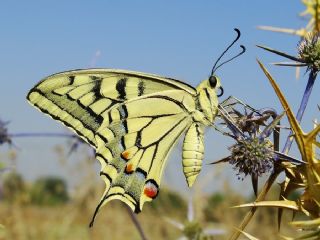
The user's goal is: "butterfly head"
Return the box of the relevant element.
[208,75,224,97]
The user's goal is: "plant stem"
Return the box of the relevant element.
[282,69,317,153]
[229,170,280,240]
[125,205,148,240]
[9,133,76,138]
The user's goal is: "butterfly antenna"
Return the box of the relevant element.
[211,28,241,75]
[213,45,246,73]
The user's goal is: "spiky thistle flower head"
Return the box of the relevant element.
[229,137,274,179]
[298,31,320,71]
[214,102,301,190]
[182,221,202,240]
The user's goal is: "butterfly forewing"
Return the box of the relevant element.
[27,69,196,147]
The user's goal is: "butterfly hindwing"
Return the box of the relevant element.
[90,90,196,224]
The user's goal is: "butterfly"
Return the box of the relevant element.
[27,28,245,226]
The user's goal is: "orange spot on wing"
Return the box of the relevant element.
[125,163,134,174]
[121,150,130,160]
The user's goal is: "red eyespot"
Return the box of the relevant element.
[144,181,158,199]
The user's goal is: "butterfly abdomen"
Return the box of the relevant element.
[182,123,205,187]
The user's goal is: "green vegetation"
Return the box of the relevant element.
[30,177,69,206]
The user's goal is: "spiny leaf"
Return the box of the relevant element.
[290,217,320,229]
[272,62,308,67]
[257,60,306,156]
[233,200,300,210]
[258,59,320,211]
[257,25,307,37]
[257,45,304,62]
[233,227,259,240]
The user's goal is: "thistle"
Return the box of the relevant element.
[236,61,320,240]
[298,31,320,72]
[212,102,301,195]
[258,0,320,37]
[165,196,225,240]
[257,31,320,72]
[0,119,11,145]
[257,32,319,153]
[229,137,274,180]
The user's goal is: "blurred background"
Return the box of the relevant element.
[0,1,318,239]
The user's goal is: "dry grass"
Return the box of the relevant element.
[0,186,298,240]
[0,202,182,240]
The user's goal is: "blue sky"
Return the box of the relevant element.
[0,1,318,194]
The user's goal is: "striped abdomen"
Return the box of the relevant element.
[182,123,205,187]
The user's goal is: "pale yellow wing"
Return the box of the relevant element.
[27,68,196,148]
[90,90,195,225]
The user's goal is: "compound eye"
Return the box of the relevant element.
[217,86,224,97]
[209,75,217,88]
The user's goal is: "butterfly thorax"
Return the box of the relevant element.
[193,78,220,125]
